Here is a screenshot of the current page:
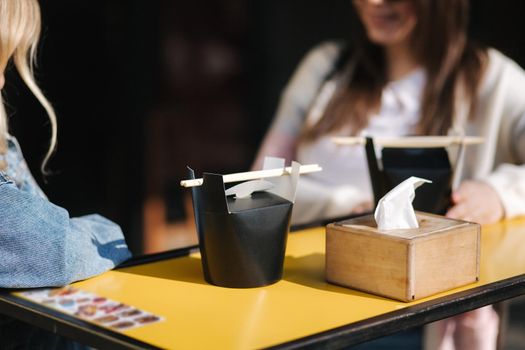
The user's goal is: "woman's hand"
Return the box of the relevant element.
[351,201,373,215]
[446,180,505,224]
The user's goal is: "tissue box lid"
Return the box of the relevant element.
[226,191,290,213]
[334,212,471,240]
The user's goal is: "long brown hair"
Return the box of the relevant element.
[302,0,486,140]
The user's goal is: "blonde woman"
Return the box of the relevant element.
[0,0,131,347]
[254,0,525,349]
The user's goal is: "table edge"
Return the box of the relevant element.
[266,274,525,349]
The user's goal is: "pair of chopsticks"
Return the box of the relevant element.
[181,136,483,188]
[180,164,322,188]
[333,136,484,190]
[332,136,484,148]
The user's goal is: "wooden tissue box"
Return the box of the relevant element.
[326,212,480,302]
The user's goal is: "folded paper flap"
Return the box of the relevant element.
[201,172,229,213]
[336,212,473,239]
[223,156,300,210]
[187,156,301,215]
[226,191,291,213]
[224,180,274,198]
[200,173,288,214]
[264,160,301,203]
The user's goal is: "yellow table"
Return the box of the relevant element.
[2,218,525,349]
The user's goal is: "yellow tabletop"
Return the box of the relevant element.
[35,218,525,349]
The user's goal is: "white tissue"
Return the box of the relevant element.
[374,176,432,230]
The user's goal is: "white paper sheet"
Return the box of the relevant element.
[374,176,432,230]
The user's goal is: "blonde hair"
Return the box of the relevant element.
[0,0,57,173]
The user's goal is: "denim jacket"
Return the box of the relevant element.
[0,135,132,288]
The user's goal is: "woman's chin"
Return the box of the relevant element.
[367,30,406,47]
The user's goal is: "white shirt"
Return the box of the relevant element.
[293,68,426,223]
[259,42,525,225]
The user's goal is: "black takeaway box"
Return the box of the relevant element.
[332,136,484,215]
[181,157,320,288]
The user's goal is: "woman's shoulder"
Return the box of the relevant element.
[476,48,525,118]
[484,48,525,86]
[303,41,344,63]
[486,48,523,66]
[297,41,346,71]
[297,41,348,75]
[284,41,347,95]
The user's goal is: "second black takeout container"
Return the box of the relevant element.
[186,158,300,288]
[365,137,452,215]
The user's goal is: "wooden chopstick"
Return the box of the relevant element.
[332,136,484,148]
[180,164,322,188]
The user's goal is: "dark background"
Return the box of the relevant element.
[4,0,525,254]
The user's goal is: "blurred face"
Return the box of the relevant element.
[353,0,417,47]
